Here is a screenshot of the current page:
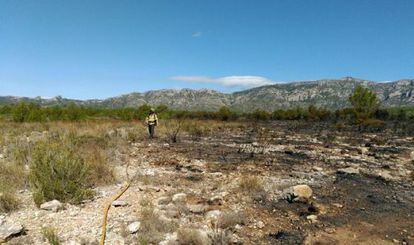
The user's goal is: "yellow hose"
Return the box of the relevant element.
[100,182,131,245]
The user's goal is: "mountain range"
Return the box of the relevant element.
[1,77,413,112]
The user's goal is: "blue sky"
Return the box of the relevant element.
[1,0,413,99]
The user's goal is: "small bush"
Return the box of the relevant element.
[0,163,27,190]
[164,119,183,143]
[359,118,386,132]
[29,141,94,205]
[208,229,232,245]
[239,175,264,192]
[218,211,247,229]
[0,192,19,213]
[184,122,206,141]
[177,228,211,245]
[42,227,60,245]
[82,146,115,186]
[137,203,177,244]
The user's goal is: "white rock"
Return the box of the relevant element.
[205,210,221,220]
[410,151,414,161]
[208,195,224,205]
[256,221,265,229]
[337,167,360,175]
[40,200,63,212]
[127,221,141,234]
[285,185,313,203]
[359,147,369,155]
[0,223,24,241]
[172,193,187,204]
[112,200,128,207]
[307,215,318,223]
[187,204,208,214]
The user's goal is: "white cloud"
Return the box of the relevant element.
[192,31,202,37]
[170,75,275,88]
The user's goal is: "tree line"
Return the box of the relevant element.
[1,86,413,123]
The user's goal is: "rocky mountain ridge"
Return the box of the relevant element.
[1,77,413,111]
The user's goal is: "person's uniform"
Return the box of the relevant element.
[145,112,158,138]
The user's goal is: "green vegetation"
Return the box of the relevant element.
[349,85,380,121]
[29,140,94,205]
[1,93,413,124]
[42,226,61,245]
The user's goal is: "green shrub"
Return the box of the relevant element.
[29,141,94,205]
[42,227,61,245]
[349,85,380,120]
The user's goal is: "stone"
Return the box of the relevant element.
[256,221,265,229]
[159,232,178,245]
[312,166,323,172]
[106,129,116,138]
[358,147,369,155]
[40,200,63,212]
[187,204,208,214]
[208,195,224,205]
[172,193,187,204]
[112,200,128,207]
[127,221,141,234]
[374,170,395,181]
[157,196,171,205]
[285,185,313,203]
[307,215,318,223]
[332,203,344,208]
[205,210,221,220]
[337,167,360,175]
[410,151,414,161]
[164,204,180,218]
[230,234,242,244]
[0,224,24,242]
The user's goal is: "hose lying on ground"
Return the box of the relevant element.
[100,182,131,245]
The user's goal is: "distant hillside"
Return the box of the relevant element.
[1,77,413,112]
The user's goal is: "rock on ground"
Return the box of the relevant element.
[285,185,313,203]
[40,199,63,212]
[172,193,187,204]
[0,223,24,242]
[127,221,141,234]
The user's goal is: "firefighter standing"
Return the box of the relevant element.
[145,108,158,139]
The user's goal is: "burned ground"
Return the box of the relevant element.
[0,120,413,244]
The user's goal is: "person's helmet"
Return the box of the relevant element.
[150,108,155,112]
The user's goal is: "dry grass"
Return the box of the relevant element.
[218,211,247,229]
[239,175,264,193]
[42,226,61,245]
[0,192,19,213]
[137,201,178,244]
[0,163,26,213]
[177,228,211,245]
